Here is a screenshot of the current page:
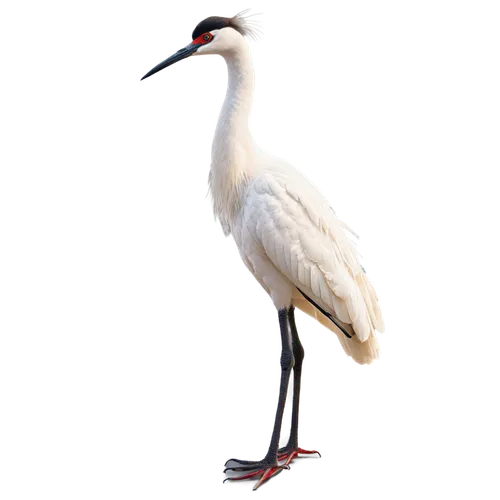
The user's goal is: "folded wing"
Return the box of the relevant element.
[245,171,384,346]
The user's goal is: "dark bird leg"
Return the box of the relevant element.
[278,306,321,466]
[224,308,294,490]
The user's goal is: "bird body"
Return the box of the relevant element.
[232,159,384,364]
[205,25,384,365]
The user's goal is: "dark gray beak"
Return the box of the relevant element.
[141,43,200,81]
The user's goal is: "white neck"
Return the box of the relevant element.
[209,40,256,234]
[216,46,254,139]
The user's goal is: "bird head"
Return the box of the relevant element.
[141,11,260,81]
[189,21,245,56]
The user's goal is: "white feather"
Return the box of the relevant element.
[201,26,384,364]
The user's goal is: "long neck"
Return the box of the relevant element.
[214,42,255,145]
[209,42,256,233]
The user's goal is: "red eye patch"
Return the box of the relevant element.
[192,32,213,45]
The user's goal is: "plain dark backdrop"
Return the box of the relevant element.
[124,4,402,494]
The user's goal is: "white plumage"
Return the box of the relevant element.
[200,20,384,364]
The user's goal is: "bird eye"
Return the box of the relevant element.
[203,33,212,42]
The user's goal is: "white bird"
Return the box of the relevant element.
[141,11,385,490]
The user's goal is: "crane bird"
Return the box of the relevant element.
[141,11,385,491]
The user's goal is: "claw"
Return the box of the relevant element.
[253,466,285,491]
[285,451,298,466]
[278,447,321,466]
[297,447,321,457]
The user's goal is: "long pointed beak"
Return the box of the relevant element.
[141,43,200,81]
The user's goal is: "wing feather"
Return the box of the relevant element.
[249,172,384,343]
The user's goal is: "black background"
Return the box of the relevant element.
[123,4,400,495]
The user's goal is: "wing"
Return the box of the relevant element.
[244,170,384,343]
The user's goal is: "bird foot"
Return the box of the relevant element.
[277,446,321,466]
[224,457,289,490]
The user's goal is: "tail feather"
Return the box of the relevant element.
[356,272,385,332]
[292,293,380,365]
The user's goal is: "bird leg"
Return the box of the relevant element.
[277,307,321,466]
[224,308,294,490]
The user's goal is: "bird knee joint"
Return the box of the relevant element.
[294,343,304,365]
[294,343,306,361]
[280,351,294,371]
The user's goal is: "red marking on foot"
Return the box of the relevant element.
[285,451,298,465]
[298,447,321,456]
[278,447,321,466]
[253,466,284,491]
[223,468,264,483]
